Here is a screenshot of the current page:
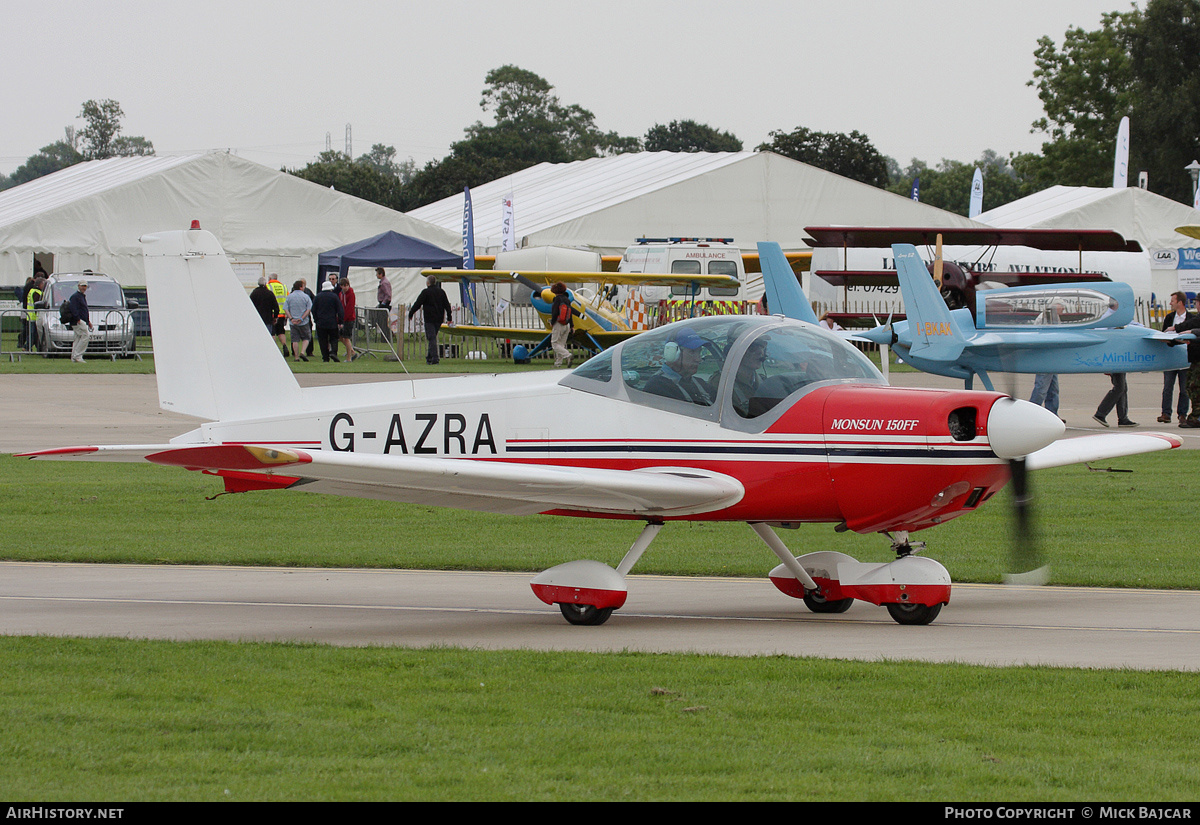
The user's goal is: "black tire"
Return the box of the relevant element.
[885,602,942,625]
[803,592,854,614]
[559,603,614,626]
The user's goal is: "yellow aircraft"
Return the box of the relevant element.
[420,268,741,356]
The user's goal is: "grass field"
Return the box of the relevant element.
[1,405,1195,801]
[3,637,1198,801]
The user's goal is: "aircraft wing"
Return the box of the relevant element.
[1025,432,1182,471]
[19,444,745,518]
[421,269,740,289]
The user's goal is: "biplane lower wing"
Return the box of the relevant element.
[444,324,639,350]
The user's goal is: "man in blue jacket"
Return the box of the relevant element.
[68,281,93,363]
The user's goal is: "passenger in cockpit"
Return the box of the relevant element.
[732,338,768,418]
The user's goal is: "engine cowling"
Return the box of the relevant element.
[769,385,1054,533]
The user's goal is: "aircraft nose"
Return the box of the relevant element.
[986,397,1066,459]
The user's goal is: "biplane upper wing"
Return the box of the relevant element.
[421,269,740,289]
[802,226,1143,253]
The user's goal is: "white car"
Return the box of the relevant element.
[36,273,139,356]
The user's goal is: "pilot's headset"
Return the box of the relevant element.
[663,340,681,365]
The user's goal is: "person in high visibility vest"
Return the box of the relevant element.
[267,274,288,355]
[24,276,45,352]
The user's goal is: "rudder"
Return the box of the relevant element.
[141,226,301,421]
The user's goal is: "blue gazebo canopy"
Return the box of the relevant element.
[317,231,459,279]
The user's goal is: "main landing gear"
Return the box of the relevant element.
[529,522,950,627]
[762,526,951,626]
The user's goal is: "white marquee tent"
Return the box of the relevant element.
[408,151,978,258]
[976,185,1200,252]
[0,153,461,293]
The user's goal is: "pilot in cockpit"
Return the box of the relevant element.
[644,327,714,406]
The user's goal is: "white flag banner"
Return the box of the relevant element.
[1113,116,1130,188]
[501,194,515,253]
[968,168,983,218]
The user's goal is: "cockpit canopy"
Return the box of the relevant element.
[561,315,884,429]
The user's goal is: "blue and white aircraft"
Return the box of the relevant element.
[856,244,1192,390]
[758,241,1191,392]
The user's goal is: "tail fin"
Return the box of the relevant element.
[757,242,819,324]
[141,226,301,421]
[892,243,966,362]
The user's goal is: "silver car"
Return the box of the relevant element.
[36,273,139,356]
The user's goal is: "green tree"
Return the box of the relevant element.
[1126,0,1200,202]
[2,135,83,190]
[888,150,1033,216]
[1025,1,1200,202]
[757,126,889,187]
[77,99,154,160]
[287,150,406,210]
[644,120,742,152]
[404,65,640,208]
[1025,10,1137,189]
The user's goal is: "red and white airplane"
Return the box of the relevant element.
[19,225,1183,626]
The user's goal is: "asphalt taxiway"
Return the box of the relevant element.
[3,369,1198,669]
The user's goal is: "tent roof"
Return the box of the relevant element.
[317,230,459,276]
[976,185,1200,250]
[408,151,978,254]
[0,153,461,286]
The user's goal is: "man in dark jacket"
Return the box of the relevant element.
[249,276,278,334]
[408,275,454,365]
[1160,291,1192,423]
[68,281,93,363]
[312,286,343,362]
[1176,306,1200,428]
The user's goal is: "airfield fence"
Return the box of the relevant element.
[0,296,1167,364]
[0,306,148,361]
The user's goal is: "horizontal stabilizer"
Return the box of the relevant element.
[17,444,181,462]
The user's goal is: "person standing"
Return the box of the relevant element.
[267,273,288,355]
[375,267,393,344]
[68,280,93,363]
[375,267,392,309]
[1093,373,1137,427]
[283,280,312,362]
[408,275,454,365]
[1176,308,1200,428]
[1160,291,1192,423]
[337,277,359,361]
[312,286,343,362]
[300,279,317,358]
[24,276,45,352]
[549,282,573,367]
[17,276,34,350]
[1029,374,1060,419]
[249,276,278,336]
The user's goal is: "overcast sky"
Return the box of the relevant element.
[2,0,1125,179]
